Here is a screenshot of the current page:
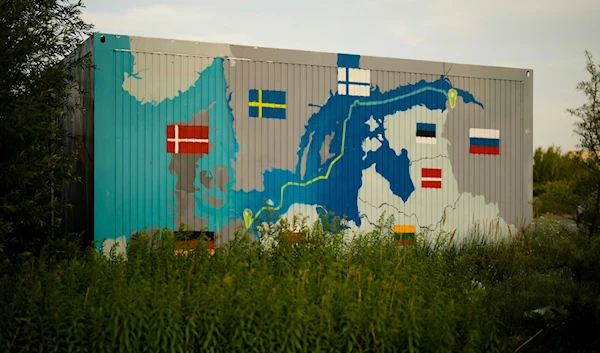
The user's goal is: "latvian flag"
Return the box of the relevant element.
[416,123,436,144]
[394,225,416,246]
[469,128,500,155]
[422,168,442,189]
[166,124,209,154]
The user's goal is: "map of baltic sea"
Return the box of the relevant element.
[95,35,519,249]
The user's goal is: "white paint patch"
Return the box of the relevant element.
[278,203,320,231]
[257,203,359,243]
[101,236,127,258]
[348,84,370,97]
[416,136,437,144]
[469,128,500,139]
[361,137,382,160]
[337,67,347,81]
[122,37,234,105]
[348,68,370,84]
[365,116,379,132]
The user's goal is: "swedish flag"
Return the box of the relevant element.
[248,89,286,119]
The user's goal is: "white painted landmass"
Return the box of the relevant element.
[356,105,514,243]
[365,115,379,132]
[262,203,359,244]
[102,236,127,258]
[122,38,234,105]
[277,203,320,232]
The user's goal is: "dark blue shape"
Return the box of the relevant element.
[470,137,500,147]
[248,106,258,118]
[264,107,286,119]
[233,76,485,231]
[416,123,436,131]
[248,89,287,104]
[337,53,361,68]
[262,89,286,104]
[248,89,258,101]
[249,106,286,119]
[455,87,485,109]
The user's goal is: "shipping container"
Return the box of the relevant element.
[65,33,533,251]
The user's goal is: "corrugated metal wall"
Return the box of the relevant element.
[63,36,95,239]
[91,34,533,247]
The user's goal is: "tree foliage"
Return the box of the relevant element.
[568,51,600,238]
[570,51,600,167]
[533,145,571,185]
[532,146,589,218]
[0,0,92,256]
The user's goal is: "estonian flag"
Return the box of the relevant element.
[469,128,500,155]
[416,123,436,144]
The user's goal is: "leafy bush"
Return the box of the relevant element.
[533,179,581,217]
[532,146,594,219]
[533,146,573,188]
[0,0,93,256]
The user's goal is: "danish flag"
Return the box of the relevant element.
[166,124,209,154]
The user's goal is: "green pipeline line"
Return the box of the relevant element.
[248,87,450,228]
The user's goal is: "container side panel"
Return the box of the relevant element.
[447,75,527,232]
[63,36,94,241]
[92,33,532,246]
[94,35,128,246]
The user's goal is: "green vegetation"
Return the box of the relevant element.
[532,145,590,217]
[1,215,599,352]
[533,51,600,237]
[0,0,92,256]
[568,50,600,237]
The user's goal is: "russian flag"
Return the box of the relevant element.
[469,128,500,155]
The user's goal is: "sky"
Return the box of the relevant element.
[81,0,600,152]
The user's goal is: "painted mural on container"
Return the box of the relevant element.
[95,34,517,248]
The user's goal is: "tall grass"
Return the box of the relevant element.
[1,215,599,352]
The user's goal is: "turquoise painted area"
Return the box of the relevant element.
[94,34,134,243]
[93,34,239,243]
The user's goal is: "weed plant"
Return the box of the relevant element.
[1,215,599,352]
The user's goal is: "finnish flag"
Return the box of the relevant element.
[337,67,371,97]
